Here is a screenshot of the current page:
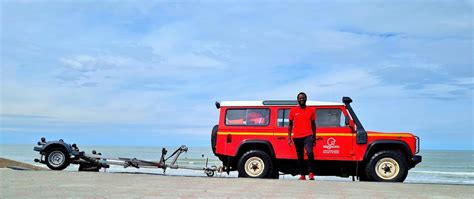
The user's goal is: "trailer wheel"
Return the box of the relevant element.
[45,147,70,170]
[237,150,272,178]
[205,170,215,177]
[366,150,408,182]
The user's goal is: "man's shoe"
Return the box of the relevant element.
[298,175,306,180]
[309,172,315,180]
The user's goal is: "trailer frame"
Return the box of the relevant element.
[33,137,222,177]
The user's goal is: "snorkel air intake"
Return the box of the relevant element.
[343,97,367,144]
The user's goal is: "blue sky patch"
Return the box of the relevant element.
[1,1,472,150]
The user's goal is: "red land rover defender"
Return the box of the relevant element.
[211,97,422,182]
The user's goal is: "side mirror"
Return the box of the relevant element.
[345,116,350,126]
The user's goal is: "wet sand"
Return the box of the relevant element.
[0,158,46,170]
[1,168,472,198]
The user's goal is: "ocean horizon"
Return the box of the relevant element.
[1,144,472,185]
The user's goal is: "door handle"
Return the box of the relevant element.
[277,137,286,140]
[316,137,323,140]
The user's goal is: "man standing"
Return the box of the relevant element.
[288,92,316,180]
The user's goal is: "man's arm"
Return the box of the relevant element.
[288,120,293,145]
[311,119,316,138]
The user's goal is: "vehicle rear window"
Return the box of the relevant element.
[316,108,346,127]
[277,109,290,127]
[225,109,270,126]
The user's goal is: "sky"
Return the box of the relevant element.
[1,1,473,150]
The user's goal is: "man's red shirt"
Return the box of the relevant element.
[289,106,316,138]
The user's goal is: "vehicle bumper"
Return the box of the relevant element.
[410,155,422,168]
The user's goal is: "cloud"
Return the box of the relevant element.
[369,50,472,100]
[0,114,55,120]
[453,77,474,88]
[413,78,474,101]
[80,82,99,87]
[59,54,133,72]
[142,24,229,70]
[337,28,400,39]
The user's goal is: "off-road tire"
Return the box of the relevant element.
[270,169,280,179]
[45,147,70,170]
[358,162,371,181]
[211,125,218,154]
[358,172,371,181]
[237,150,273,178]
[365,150,408,182]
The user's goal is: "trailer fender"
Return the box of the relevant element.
[41,142,74,155]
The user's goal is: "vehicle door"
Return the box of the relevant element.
[272,107,294,159]
[314,107,354,159]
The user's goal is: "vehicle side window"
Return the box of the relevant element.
[316,108,346,127]
[277,109,290,127]
[225,108,270,126]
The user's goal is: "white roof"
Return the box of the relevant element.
[220,100,344,107]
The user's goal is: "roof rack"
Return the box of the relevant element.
[262,100,298,105]
[218,100,344,107]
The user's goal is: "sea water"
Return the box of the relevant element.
[1,144,472,185]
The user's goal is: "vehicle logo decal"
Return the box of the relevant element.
[323,137,340,154]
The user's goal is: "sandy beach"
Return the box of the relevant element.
[1,168,472,198]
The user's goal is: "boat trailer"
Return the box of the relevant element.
[33,137,222,177]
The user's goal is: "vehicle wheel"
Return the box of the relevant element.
[238,150,273,178]
[358,162,371,181]
[211,125,218,154]
[270,170,280,179]
[366,150,408,182]
[358,172,370,181]
[45,147,70,170]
